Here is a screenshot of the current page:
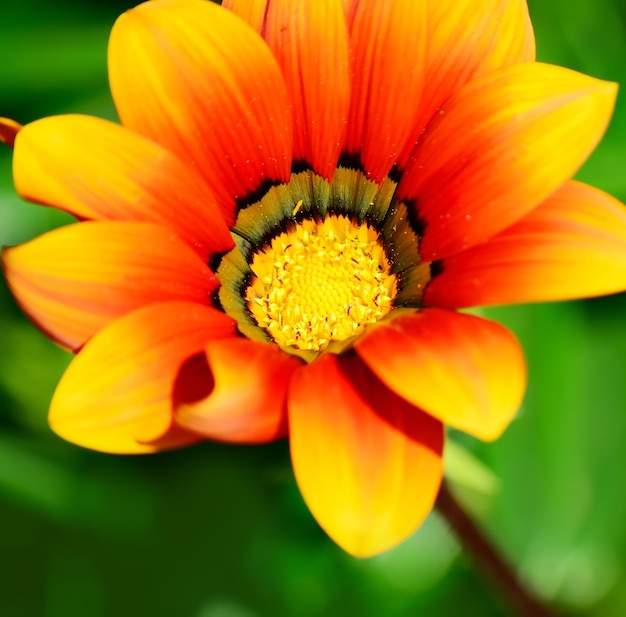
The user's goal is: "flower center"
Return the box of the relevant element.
[215,168,430,361]
[245,215,397,351]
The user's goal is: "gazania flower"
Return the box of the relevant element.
[2,0,626,557]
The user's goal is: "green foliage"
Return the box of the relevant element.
[2,0,626,615]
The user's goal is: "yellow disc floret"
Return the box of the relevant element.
[246,215,397,352]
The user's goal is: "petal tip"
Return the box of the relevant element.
[0,117,22,148]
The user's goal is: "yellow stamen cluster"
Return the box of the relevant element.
[246,216,397,351]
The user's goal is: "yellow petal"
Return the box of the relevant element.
[13,115,232,261]
[356,309,526,441]
[397,0,535,169]
[49,302,235,454]
[109,0,292,225]
[289,354,444,557]
[398,63,617,261]
[3,221,217,351]
[426,180,626,307]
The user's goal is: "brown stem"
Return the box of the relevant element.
[435,481,561,617]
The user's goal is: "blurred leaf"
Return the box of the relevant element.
[444,438,500,496]
[0,317,71,432]
[482,301,626,609]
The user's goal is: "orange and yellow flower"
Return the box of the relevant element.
[2,0,626,557]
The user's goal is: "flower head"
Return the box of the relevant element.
[2,0,626,557]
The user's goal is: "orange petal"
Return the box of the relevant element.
[0,117,21,148]
[108,0,292,225]
[3,221,217,351]
[341,0,357,23]
[397,63,617,261]
[344,0,427,182]
[221,0,269,32]
[13,115,232,261]
[356,309,526,441]
[263,0,350,178]
[175,338,301,443]
[396,0,535,169]
[289,353,444,557]
[49,302,236,454]
[425,180,626,308]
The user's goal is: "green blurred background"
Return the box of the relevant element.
[2,1,626,615]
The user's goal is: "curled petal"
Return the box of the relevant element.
[175,338,301,443]
[289,353,444,557]
[49,302,236,454]
[398,63,617,261]
[356,309,526,441]
[3,222,217,351]
[12,115,232,261]
[109,0,292,225]
[426,181,626,308]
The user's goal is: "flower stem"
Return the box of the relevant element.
[435,481,560,617]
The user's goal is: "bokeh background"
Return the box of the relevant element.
[2,1,626,615]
